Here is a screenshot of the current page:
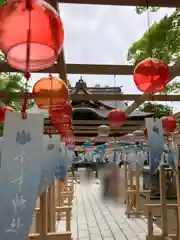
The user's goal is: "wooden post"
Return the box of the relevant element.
[47,187,51,232]
[176,146,180,240]
[159,165,168,237]
[124,154,128,196]
[30,177,73,240]
[124,154,130,216]
[47,185,55,232]
[128,164,134,209]
[124,154,149,217]
[39,190,47,240]
[51,183,56,232]
[135,168,140,215]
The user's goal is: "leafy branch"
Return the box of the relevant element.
[131,8,180,116]
[136,6,160,14]
[140,102,173,118]
[163,81,180,94]
[127,9,180,65]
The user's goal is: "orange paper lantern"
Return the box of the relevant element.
[32,77,68,109]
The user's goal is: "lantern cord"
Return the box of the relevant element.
[146,0,152,59]
[49,73,53,138]
[113,75,117,109]
[113,75,117,148]
[21,0,32,119]
[146,0,157,119]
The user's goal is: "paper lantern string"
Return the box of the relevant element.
[48,73,53,138]
[149,93,155,101]
[21,72,31,119]
[21,0,32,119]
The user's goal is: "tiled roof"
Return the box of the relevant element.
[27,82,151,117]
[27,104,151,118]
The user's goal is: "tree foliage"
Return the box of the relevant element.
[0,53,33,110]
[140,102,173,118]
[135,6,160,15]
[0,72,34,136]
[139,81,180,117]
[0,72,33,110]
[163,81,180,94]
[127,9,180,65]
[0,53,34,135]
[130,8,180,116]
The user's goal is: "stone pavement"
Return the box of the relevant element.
[57,180,161,240]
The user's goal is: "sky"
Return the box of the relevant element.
[29,4,179,112]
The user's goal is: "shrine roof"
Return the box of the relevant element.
[27,78,151,118]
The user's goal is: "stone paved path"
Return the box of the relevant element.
[59,181,160,240]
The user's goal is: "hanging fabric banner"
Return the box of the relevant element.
[0,112,44,240]
[66,148,73,166]
[167,138,179,171]
[55,145,72,181]
[136,150,146,172]
[0,136,3,167]
[145,118,164,175]
[39,135,62,194]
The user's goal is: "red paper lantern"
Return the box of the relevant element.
[161,116,176,133]
[108,109,126,127]
[62,131,75,148]
[49,103,72,131]
[50,102,72,119]
[61,130,71,140]
[32,77,68,109]
[0,105,15,124]
[60,120,72,133]
[61,135,67,145]
[0,0,64,71]
[133,58,170,93]
[52,114,72,133]
[55,121,72,134]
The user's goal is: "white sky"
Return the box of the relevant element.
[29,5,179,112]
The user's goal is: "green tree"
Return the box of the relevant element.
[163,81,180,94]
[135,6,160,14]
[140,102,173,118]
[129,8,180,115]
[0,72,33,110]
[127,9,180,65]
[0,72,34,136]
[0,53,34,135]
[0,52,33,109]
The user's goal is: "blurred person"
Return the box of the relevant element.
[101,163,120,202]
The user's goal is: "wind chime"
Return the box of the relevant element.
[0,0,75,148]
[0,0,75,239]
[132,2,180,238]
[131,1,177,175]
